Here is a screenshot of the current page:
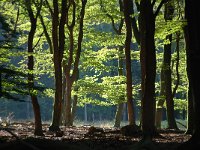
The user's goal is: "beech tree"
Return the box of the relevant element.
[25,0,44,136]
[137,0,169,144]
[123,0,136,126]
[62,0,87,126]
[178,0,200,149]
[156,1,178,130]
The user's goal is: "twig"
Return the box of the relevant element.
[176,121,187,129]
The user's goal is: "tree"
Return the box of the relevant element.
[99,0,125,128]
[138,0,168,143]
[123,0,136,126]
[0,2,31,100]
[46,0,68,131]
[156,1,178,130]
[177,0,200,149]
[25,0,43,136]
[62,0,87,126]
[184,22,194,135]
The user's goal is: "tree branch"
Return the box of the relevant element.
[154,0,169,17]
[44,0,53,16]
[99,0,119,34]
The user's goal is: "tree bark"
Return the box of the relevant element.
[25,0,43,136]
[186,0,200,135]
[114,45,125,127]
[179,0,200,148]
[155,69,165,129]
[63,0,87,126]
[49,0,64,132]
[164,33,178,129]
[162,1,178,130]
[114,103,124,127]
[184,26,194,134]
[123,0,136,126]
[139,0,156,139]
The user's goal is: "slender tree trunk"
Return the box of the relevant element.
[0,71,2,98]
[71,70,79,125]
[185,84,194,134]
[123,0,135,126]
[25,0,43,136]
[71,94,78,124]
[64,0,87,127]
[49,0,64,131]
[155,70,165,129]
[61,64,67,125]
[100,0,125,127]
[114,46,125,127]
[114,103,124,127]
[165,33,178,129]
[162,1,178,130]
[84,104,87,123]
[65,79,73,126]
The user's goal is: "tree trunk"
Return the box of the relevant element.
[71,94,78,124]
[65,80,73,126]
[123,0,135,126]
[114,103,124,127]
[71,70,79,125]
[63,0,87,127]
[185,84,194,134]
[164,33,178,129]
[155,70,165,129]
[26,0,43,136]
[162,1,178,130]
[181,0,200,148]
[139,0,156,139]
[0,71,2,98]
[84,104,88,123]
[184,27,194,134]
[31,96,43,135]
[114,46,125,127]
[49,0,64,131]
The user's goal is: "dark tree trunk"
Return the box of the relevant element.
[123,0,135,126]
[49,0,64,132]
[0,71,2,98]
[139,0,156,139]
[164,33,178,129]
[162,2,178,130]
[184,27,194,134]
[185,0,200,137]
[178,0,200,149]
[185,84,194,134]
[25,0,43,136]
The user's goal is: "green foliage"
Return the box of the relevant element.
[0,0,189,118]
[174,98,187,110]
[74,75,126,106]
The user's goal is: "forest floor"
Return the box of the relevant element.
[0,121,191,150]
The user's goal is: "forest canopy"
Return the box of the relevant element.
[0,0,195,144]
